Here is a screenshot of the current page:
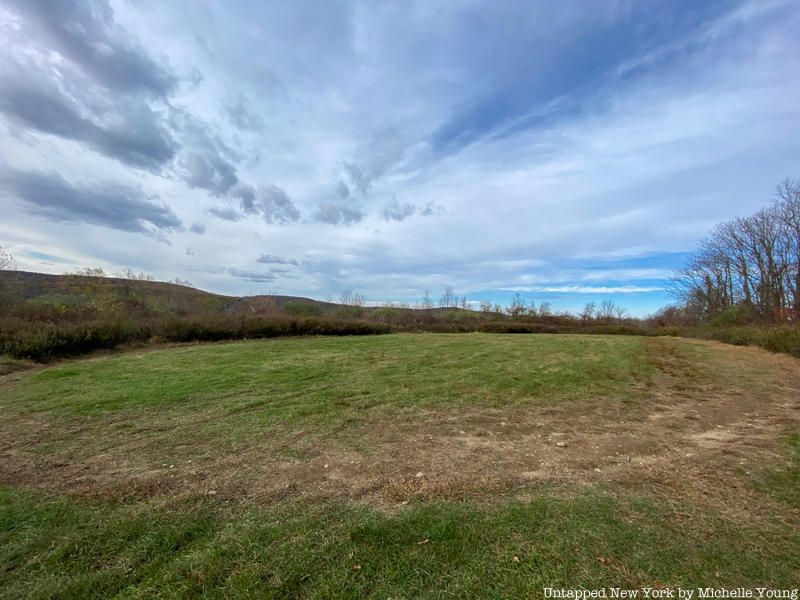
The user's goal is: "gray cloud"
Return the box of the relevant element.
[224,94,263,131]
[2,168,182,234]
[181,151,239,196]
[256,254,300,266]
[232,184,257,211]
[0,71,177,171]
[172,110,243,196]
[209,207,245,221]
[337,179,351,199]
[342,161,370,195]
[380,197,416,222]
[227,267,276,283]
[244,185,301,224]
[8,0,176,98]
[420,202,445,217]
[313,202,364,225]
[189,222,206,234]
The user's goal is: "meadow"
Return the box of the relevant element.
[1,334,798,597]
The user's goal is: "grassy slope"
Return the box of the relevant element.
[0,334,798,597]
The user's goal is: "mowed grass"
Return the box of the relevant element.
[2,485,798,599]
[0,334,660,464]
[7,334,654,417]
[1,334,799,597]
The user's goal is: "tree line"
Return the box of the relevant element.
[671,178,800,322]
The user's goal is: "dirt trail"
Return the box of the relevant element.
[1,337,799,515]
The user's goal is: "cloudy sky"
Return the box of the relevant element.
[2,0,799,315]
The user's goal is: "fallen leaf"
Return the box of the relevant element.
[352,564,362,571]
[417,539,429,545]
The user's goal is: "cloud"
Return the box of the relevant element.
[256,254,300,266]
[0,69,178,171]
[313,202,364,225]
[208,207,245,221]
[7,0,176,97]
[419,203,444,217]
[245,185,301,224]
[2,168,182,234]
[189,222,206,234]
[223,94,263,131]
[380,197,416,221]
[227,267,276,283]
[508,285,664,294]
[181,150,239,196]
[342,161,370,195]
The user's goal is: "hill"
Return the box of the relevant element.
[0,270,345,319]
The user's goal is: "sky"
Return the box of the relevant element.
[1,0,799,316]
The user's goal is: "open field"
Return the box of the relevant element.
[1,334,799,597]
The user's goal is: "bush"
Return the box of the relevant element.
[0,318,150,361]
[283,301,324,318]
[478,322,558,334]
[0,315,391,361]
[761,328,800,358]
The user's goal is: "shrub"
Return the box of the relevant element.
[761,328,800,358]
[283,301,324,318]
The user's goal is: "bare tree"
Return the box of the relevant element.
[671,177,800,322]
[580,302,596,325]
[538,301,552,317]
[340,289,366,307]
[119,268,155,281]
[420,289,433,310]
[598,299,617,321]
[0,246,16,270]
[507,292,526,318]
[70,267,107,277]
[172,277,194,288]
[460,295,469,310]
[439,286,456,308]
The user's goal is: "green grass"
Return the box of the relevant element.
[5,334,654,418]
[1,486,797,599]
[1,334,665,474]
[1,334,798,596]
[752,430,800,509]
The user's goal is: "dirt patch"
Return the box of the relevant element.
[1,337,799,517]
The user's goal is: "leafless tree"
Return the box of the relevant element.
[420,289,433,310]
[172,277,194,288]
[0,246,16,270]
[439,286,457,308]
[70,267,107,277]
[538,301,552,317]
[580,302,596,325]
[119,268,155,281]
[507,292,526,318]
[460,295,468,310]
[598,299,617,322]
[671,178,800,322]
[340,288,366,307]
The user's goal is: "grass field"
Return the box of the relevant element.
[1,334,799,597]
